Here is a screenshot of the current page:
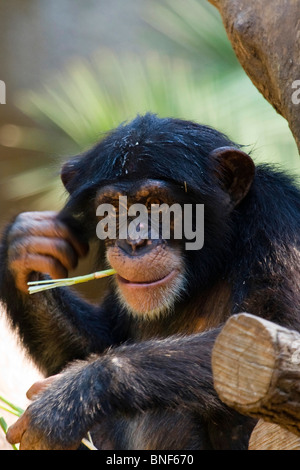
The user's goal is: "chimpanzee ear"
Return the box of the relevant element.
[211,146,255,207]
[61,157,81,193]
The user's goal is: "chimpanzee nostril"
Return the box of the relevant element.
[117,237,156,256]
[117,221,150,254]
[128,236,146,248]
[126,236,147,253]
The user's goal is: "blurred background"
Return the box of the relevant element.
[0,0,299,449]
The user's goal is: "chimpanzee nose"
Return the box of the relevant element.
[118,236,149,256]
[117,221,158,255]
[128,236,147,250]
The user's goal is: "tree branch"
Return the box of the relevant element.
[208,0,300,153]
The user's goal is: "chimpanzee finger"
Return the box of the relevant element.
[9,213,89,259]
[8,211,58,242]
[26,375,61,400]
[10,236,79,272]
[6,412,31,445]
[11,254,68,293]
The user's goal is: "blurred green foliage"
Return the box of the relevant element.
[7,1,299,205]
[142,0,239,71]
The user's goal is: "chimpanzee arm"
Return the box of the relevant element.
[6,330,228,450]
[0,215,121,375]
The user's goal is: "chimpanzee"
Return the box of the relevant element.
[0,113,300,450]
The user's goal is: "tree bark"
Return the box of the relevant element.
[208,0,300,153]
[212,313,300,436]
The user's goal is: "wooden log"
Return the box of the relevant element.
[212,313,300,436]
[249,420,300,451]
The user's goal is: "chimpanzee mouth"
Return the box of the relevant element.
[116,270,177,288]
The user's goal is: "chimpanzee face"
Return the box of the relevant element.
[95,180,188,318]
[60,114,255,318]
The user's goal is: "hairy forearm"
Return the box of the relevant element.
[100,331,223,414]
[27,329,227,447]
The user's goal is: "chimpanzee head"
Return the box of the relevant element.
[60,113,255,318]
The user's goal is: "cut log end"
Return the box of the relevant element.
[249,420,300,451]
[212,313,300,440]
[212,313,276,408]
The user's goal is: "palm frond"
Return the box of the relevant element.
[14,51,298,170]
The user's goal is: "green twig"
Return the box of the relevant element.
[0,405,21,417]
[0,395,24,416]
[28,268,116,294]
[0,417,19,450]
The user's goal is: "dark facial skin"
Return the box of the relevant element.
[96,180,186,316]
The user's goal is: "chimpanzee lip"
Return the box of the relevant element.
[116,269,177,288]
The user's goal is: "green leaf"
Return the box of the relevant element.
[0,395,24,416]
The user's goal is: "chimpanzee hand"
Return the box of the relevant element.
[6,211,89,293]
[5,375,76,450]
[6,372,89,450]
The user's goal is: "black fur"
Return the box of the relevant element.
[0,113,299,449]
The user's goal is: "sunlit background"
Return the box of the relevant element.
[0,0,299,224]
